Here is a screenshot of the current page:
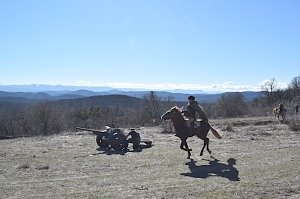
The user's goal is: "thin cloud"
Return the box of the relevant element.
[105,82,263,93]
[75,80,93,86]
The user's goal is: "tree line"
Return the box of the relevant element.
[0,76,299,138]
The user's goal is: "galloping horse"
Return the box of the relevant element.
[161,106,222,159]
[273,107,286,121]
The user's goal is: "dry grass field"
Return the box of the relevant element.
[0,116,299,199]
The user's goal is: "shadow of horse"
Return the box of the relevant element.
[180,157,240,181]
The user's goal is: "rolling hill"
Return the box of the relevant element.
[0,89,264,104]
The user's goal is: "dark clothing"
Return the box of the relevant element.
[127,130,141,149]
[279,103,285,113]
[186,103,196,118]
[186,100,208,122]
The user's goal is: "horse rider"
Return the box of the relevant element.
[184,95,209,128]
[279,102,285,114]
[295,105,299,115]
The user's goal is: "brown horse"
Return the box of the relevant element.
[161,106,222,159]
[273,107,286,121]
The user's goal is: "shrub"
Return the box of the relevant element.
[288,119,300,131]
[161,121,174,134]
[222,124,234,132]
[17,163,30,169]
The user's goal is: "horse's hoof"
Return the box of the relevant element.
[208,151,212,154]
[200,153,203,156]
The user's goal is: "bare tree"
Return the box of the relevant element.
[0,112,17,137]
[31,102,61,135]
[290,76,300,89]
[289,76,300,99]
[261,78,278,104]
[217,92,248,118]
[143,91,161,125]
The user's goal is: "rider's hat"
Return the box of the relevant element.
[188,95,195,100]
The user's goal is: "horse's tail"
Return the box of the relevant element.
[209,123,222,139]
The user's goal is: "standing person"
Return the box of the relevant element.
[295,105,299,115]
[279,102,285,113]
[185,95,209,128]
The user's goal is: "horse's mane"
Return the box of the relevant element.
[171,106,182,112]
[169,106,186,123]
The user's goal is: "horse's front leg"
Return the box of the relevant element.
[180,139,192,159]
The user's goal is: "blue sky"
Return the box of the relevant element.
[0,0,299,92]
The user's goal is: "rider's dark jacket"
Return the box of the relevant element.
[279,103,285,113]
[186,100,208,122]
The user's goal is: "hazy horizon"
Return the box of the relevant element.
[0,82,273,94]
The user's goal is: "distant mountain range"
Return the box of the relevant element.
[0,84,264,103]
[0,84,208,94]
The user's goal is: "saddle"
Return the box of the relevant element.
[185,118,201,128]
[185,119,210,134]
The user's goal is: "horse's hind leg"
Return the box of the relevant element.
[200,138,211,156]
[206,138,211,154]
[200,139,206,156]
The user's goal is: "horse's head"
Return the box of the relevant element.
[161,106,183,121]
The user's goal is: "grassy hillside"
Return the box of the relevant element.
[0,116,299,198]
